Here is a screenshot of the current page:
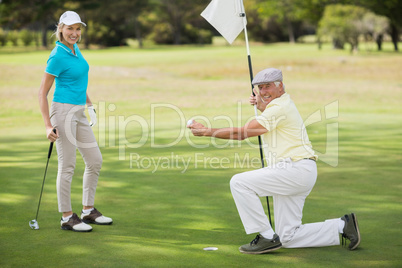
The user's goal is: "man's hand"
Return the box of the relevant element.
[88,105,97,127]
[187,120,208,136]
[250,88,268,112]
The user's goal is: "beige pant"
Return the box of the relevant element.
[230,158,340,248]
[50,102,102,213]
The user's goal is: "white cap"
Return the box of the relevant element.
[59,11,86,26]
[252,68,283,86]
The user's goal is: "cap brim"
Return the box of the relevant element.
[252,81,281,86]
[63,21,86,26]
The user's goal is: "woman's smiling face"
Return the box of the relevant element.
[60,23,81,49]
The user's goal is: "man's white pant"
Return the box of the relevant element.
[230,158,340,248]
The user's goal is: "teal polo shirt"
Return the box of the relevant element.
[45,41,89,105]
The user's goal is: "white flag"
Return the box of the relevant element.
[201,0,246,44]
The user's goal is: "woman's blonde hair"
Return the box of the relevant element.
[54,23,82,42]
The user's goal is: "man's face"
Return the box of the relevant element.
[257,82,284,104]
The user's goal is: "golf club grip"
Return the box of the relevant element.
[47,128,56,159]
[247,55,256,96]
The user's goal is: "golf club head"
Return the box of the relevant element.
[29,219,39,230]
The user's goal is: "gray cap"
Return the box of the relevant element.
[252,68,283,86]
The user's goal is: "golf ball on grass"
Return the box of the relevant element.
[203,247,218,251]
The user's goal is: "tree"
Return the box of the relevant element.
[255,0,303,43]
[357,0,402,51]
[75,0,151,47]
[0,0,152,48]
[103,0,150,48]
[0,0,63,47]
[362,12,389,51]
[318,4,368,52]
[152,0,209,45]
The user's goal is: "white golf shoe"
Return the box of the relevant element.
[60,213,92,232]
[81,208,113,225]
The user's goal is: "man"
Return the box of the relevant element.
[188,68,360,254]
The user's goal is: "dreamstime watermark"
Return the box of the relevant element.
[60,100,339,171]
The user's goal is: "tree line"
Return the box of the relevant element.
[0,0,400,51]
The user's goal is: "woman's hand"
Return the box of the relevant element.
[87,105,97,126]
[46,127,58,142]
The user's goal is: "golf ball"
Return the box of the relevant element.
[203,247,218,251]
[187,119,194,127]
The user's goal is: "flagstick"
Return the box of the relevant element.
[240,9,273,227]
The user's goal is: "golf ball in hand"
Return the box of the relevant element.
[187,119,194,127]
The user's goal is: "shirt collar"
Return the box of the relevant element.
[55,41,77,55]
[273,92,288,102]
[267,92,289,108]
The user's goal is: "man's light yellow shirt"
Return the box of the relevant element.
[256,93,317,166]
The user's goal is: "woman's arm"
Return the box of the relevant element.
[38,73,58,142]
[86,93,92,106]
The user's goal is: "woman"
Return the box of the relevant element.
[38,11,112,232]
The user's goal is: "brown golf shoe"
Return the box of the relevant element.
[60,213,92,232]
[80,208,113,225]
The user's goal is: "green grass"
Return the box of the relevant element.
[0,42,401,267]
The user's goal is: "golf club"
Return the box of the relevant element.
[29,128,56,230]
